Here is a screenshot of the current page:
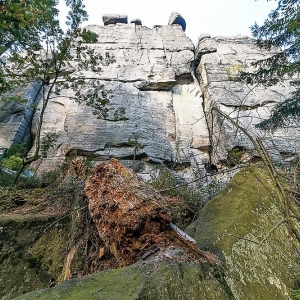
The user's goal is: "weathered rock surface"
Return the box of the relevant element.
[187,166,300,299]
[0,214,67,299]
[0,82,41,149]
[102,14,128,25]
[168,12,186,31]
[196,35,299,164]
[1,15,298,183]
[16,261,230,300]
[30,21,209,183]
[130,18,142,25]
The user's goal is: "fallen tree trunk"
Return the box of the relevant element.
[86,159,219,267]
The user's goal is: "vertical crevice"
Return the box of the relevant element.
[13,81,43,151]
[169,91,180,163]
[191,54,215,166]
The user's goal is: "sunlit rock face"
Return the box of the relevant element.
[31,22,210,181]
[196,35,299,164]
[3,15,298,180]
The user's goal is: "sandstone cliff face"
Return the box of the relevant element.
[30,23,210,181]
[0,82,41,149]
[196,35,298,163]
[1,17,298,180]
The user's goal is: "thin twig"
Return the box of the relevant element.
[43,205,88,233]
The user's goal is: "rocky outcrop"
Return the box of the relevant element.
[196,35,297,164]
[130,18,142,25]
[186,166,300,299]
[1,14,298,182]
[102,14,128,25]
[30,19,209,183]
[0,82,42,150]
[168,12,186,31]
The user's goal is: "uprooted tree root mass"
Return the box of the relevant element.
[86,158,220,267]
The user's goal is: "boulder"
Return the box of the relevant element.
[130,18,142,25]
[102,14,128,25]
[186,166,300,299]
[198,33,211,42]
[168,12,186,31]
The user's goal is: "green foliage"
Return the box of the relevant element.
[1,155,22,170]
[0,161,67,189]
[241,0,300,131]
[40,167,64,187]
[150,168,223,227]
[128,132,144,160]
[286,263,300,299]
[0,0,58,54]
[0,143,26,171]
[113,107,127,121]
[256,91,300,131]
[225,63,244,79]
[0,0,59,94]
[1,0,115,184]
[227,146,244,167]
[6,142,26,158]
[40,133,60,158]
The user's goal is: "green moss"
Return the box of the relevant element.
[16,265,143,300]
[186,166,300,300]
[0,215,68,299]
[16,261,230,300]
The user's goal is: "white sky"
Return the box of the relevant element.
[58,0,278,44]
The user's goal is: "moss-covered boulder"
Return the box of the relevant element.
[187,166,300,299]
[15,261,232,300]
[0,214,67,299]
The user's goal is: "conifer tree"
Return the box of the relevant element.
[241,0,300,131]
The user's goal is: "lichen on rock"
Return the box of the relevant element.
[187,166,300,300]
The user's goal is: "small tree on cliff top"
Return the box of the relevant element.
[241,0,300,131]
[1,0,114,183]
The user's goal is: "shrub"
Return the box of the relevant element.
[149,168,223,227]
[1,155,23,171]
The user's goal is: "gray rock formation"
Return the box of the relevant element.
[1,13,298,183]
[196,35,298,164]
[0,81,42,150]
[168,12,186,31]
[130,18,142,25]
[102,14,128,25]
[29,22,209,183]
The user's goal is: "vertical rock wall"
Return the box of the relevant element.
[1,18,299,181]
[31,23,210,181]
[0,82,42,149]
[196,35,299,164]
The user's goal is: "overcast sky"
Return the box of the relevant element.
[58,0,278,44]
